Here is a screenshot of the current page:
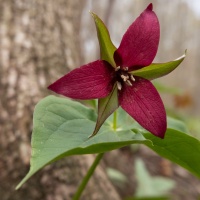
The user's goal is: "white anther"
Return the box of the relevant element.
[126,80,132,86]
[130,75,135,81]
[121,74,129,82]
[115,66,120,71]
[117,81,122,90]
[124,67,128,71]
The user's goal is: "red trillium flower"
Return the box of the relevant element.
[48,4,167,138]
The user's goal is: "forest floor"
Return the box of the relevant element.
[104,145,200,200]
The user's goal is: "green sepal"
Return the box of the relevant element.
[130,51,186,80]
[90,12,117,67]
[90,83,119,137]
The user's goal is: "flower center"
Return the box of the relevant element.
[115,66,135,90]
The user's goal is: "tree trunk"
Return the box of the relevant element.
[0,0,120,199]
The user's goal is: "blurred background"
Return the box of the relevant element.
[1,0,200,199]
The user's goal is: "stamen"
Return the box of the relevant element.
[115,66,120,71]
[126,80,132,86]
[124,67,128,71]
[130,75,135,81]
[117,81,122,90]
[121,74,129,82]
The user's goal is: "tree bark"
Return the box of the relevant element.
[0,0,120,199]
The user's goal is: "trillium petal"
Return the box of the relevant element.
[119,77,166,138]
[114,3,160,70]
[48,60,115,100]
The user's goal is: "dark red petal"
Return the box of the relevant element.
[114,3,160,70]
[119,77,166,138]
[48,60,115,100]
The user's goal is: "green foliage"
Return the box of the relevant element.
[16,96,200,190]
[106,167,128,187]
[134,159,175,198]
[167,117,189,133]
[144,129,200,178]
[16,96,148,189]
[186,117,200,139]
[153,81,182,95]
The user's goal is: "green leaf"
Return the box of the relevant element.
[91,84,118,137]
[109,110,188,134]
[144,128,200,178]
[167,117,189,133]
[153,81,182,95]
[107,107,139,131]
[130,51,186,80]
[16,95,149,189]
[90,12,117,67]
[134,159,175,198]
[106,167,128,185]
[79,99,97,110]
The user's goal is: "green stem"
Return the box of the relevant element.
[72,153,104,200]
[113,111,117,131]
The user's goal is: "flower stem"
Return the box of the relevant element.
[72,153,104,200]
[113,111,117,131]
